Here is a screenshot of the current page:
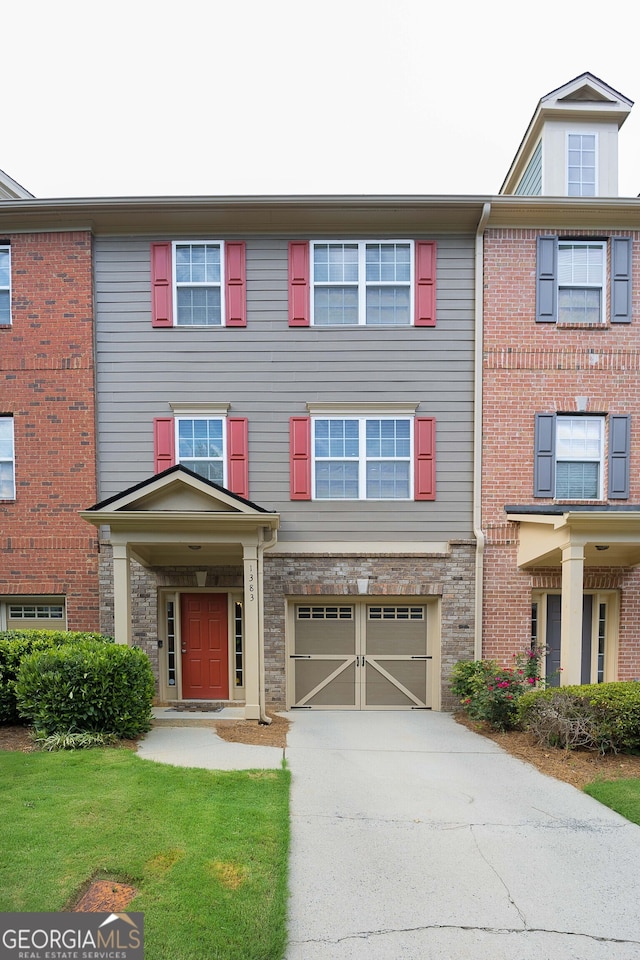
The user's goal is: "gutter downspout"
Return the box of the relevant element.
[257,524,278,724]
[473,202,491,660]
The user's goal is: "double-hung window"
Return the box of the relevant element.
[0,417,15,499]
[313,417,412,500]
[536,236,632,325]
[176,416,225,483]
[311,241,413,325]
[558,241,605,324]
[0,245,10,325]
[174,242,223,326]
[555,416,604,499]
[153,406,249,498]
[567,133,596,197]
[150,241,246,328]
[534,413,630,500]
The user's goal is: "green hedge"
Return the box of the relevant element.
[0,630,113,724]
[518,682,640,753]
[15,640,154,739]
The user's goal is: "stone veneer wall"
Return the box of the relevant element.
[99,541,476,708]
[263,541,476,710]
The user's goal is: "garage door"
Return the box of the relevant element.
[290,603,432,709]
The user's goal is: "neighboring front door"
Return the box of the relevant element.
[546,594,593,687]
[181,593,229,699]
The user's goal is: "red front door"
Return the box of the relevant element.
[180,594,229,699]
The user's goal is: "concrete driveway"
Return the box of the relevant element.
[283,710,640,960]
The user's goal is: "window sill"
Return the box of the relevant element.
[556,322,608,330]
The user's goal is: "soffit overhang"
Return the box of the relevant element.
[488,196,640,228]
[0,195,489,236]
[506,508,640,569]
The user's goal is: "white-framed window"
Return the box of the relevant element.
[173,241,224,326]
[0,416,15,499]
[311,241,413,325]
[175,415,226,483]
[567,133,596,197]
[0,245,10,325]
[558,241,605,324]
[312,416,413,500]
[555,416,604,499]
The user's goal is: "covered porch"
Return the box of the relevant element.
[507,506,640,684]
[82,466,279,720]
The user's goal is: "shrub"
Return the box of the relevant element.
[452,648,544,731]
[0,630,113,724]
[35,731,119,751]
[15,640,155,739]
[519,682,640,753]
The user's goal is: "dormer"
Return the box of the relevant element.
[0,167,34,200]
[500,73,633,198]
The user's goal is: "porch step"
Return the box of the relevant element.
[152,704,245,724]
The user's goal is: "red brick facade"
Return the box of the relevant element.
[482,227,640,678]
[0,231,99,630]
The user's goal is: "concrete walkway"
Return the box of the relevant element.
[283,710,640,960]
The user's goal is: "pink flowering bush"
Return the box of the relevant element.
[451,648,546,730]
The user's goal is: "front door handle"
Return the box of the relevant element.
[181,647,187,654]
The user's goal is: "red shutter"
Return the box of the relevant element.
[227,417,249,498]
[225,242,247,327]
[415,241,436,327]
[288,242,310,327]
[154,417,175,473]
[151,242,173,327]
[290,416,311,499]
[414,417,436,500]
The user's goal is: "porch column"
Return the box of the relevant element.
[560,542,584,685]
[243,544,261,720]
[112,542,132,646]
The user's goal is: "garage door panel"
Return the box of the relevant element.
[295,659,357,706]
[291,602,433,710]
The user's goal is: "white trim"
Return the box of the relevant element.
[311,415,413,501]
[171,239,226,327]
[174,414,227,487]
[268,540,450,555]
[309,239,414,326]
[566,129,598,197]
[0,415,15,500]
[306,401,418,416]
[0,244,10,326]
[169,402,230,415]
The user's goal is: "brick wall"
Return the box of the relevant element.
[0,232,99,630]
[482,228,640,673]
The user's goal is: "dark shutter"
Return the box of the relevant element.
[534,413,555,497]
[414,417,436,500]
[610,238,632,324]
[536,237,557,323]
[290,416,311,499]
[608,414,630,499]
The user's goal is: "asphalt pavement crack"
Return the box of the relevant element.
[470,823,528,927]
[289,924,640,947]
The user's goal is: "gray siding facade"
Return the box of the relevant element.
[94,235,476,543]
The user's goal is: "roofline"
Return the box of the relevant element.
[1,193,640,235]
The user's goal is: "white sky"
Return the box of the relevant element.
[4,0,640,200]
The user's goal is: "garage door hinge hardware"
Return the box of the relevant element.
[291,655,312,659]
[411,655,432,660]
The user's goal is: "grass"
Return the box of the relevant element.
[0,747,290,960]
[584,778,640,826]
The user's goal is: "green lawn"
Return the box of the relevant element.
[1,747,289,960]
[584,778,640,826]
